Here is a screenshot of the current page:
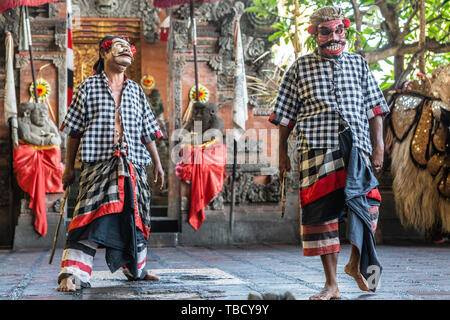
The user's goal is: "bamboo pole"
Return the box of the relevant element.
[293,0,301,58]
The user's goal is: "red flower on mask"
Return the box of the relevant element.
[307,25,317,34]
[130,45,136,56]
[343,18,351,28]
[101,40,112,51]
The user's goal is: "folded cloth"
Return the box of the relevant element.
[339,128,383,292]
[176,139,227,230]
[13,141,64,236]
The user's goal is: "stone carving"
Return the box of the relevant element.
[0,8,20,54]
[170,1,282,210]
[183,102,224,134]
[53,197,63,214]
[173,0,275,89]
[54,33,66,51]
[206,171,297,210]
[147,89,169,199]
[17,102,61,146]
[95,0,119,15]
[48,2,60,18]
[72,0,159,43]
[172,20,189,50]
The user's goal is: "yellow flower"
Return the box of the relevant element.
[189,84,209,103]
[141,75,155,90]
[192,89,206,101]
[36,84,47,97]
[29,78,51,102]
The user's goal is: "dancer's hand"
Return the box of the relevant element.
[371,142,384,173]
[62,166,75,190]
[278,125,293,182]
[153,163,164,190]
[279,152,291,182]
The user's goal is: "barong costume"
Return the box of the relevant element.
[58,71,162,287]
[269,50,389,291]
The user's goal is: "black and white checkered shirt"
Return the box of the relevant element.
[60,72,162,166]
[269,50,389,154]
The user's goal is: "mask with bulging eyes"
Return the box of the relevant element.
[317,19,347,58]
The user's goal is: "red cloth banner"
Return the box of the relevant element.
[176,140,226,230]
[13,141,64,236]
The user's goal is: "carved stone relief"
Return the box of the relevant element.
[206,171,298,210]
[172,0,276,104]
[72,0,160,43]
[169,1,285,208]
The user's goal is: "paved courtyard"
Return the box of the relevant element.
[0,244,449,300]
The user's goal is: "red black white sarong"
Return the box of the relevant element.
[58,145,152,288]
[299,126,380,257]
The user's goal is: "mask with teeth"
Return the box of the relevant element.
[317,19,346,58]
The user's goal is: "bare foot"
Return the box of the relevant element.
[309,285,340,300]
[143,270,160,281]
[344,264,370,292]
[57,277,76,292]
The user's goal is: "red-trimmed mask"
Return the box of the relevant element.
[317,19,347,58]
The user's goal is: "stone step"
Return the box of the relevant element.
[151,205,168,217]
[148,232,179,247]
[150,217,179,233]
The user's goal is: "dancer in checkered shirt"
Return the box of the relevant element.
[269,7,389,300]
[57,35,164,292]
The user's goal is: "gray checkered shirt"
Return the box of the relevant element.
[60,72,162,166]
[269,50,389,154]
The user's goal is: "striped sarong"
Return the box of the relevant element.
[58,144,152,287]
[299,126,380,257]
[68,147,151,239]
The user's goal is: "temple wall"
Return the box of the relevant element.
[0,0,426,248]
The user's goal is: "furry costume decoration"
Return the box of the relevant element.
[385,65,450,233]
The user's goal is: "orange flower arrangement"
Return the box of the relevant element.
[29,78,51,102]
[189,84,209,103]
[140,75,155,90]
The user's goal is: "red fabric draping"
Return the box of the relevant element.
[176,141,227,230]
[13,141,64,236]
[0,0,59,14]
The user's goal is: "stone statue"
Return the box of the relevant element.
[146,89,169,198]
[147,89,167,138]
[148,89,164,117]
[17,102,61,146]
[176,101,226,230]
[183,102,224,134]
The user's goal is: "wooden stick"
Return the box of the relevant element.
[281,169,287,218]
[49,188,69,264]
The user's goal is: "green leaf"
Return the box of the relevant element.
[245,7,261,13]
[268,31,284,42]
